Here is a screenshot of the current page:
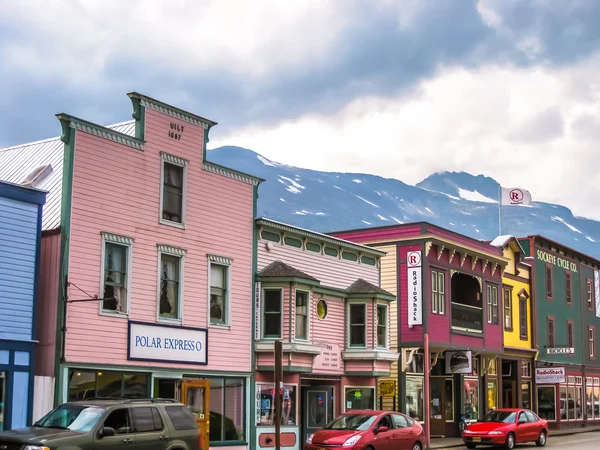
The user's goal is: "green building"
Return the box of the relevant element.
[519,235,600,429]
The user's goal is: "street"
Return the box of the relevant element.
[540,432,600,450]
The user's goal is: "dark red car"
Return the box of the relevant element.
[462,408,548,449]
[305,410,425,450]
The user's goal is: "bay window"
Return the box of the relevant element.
[377,304,387,348]
[263,289,283,338]
[295,290,309,340]
[348,303,366,347]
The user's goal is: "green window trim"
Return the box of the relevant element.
[306,242,321,253]
[348,303,367,347]
[342,251,358,262]
[361,256,377,266]
[377,304,387,348]
[324,246,339,257]
[284,236,302,248]
[261,230,281,243]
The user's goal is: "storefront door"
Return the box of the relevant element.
[303,387,334,443]
[430,378,446,436]
[503,380,516,408]
[181,379,210,450]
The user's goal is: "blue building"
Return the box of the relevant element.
[0,181,46,431]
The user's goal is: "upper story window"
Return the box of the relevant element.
[487,285,499,325]
[545,265,553,298]
[209,256,232,326]
[263,289,283,339]
[519,294,528,341]
[431,269,445,315]
[547,317,555,347]
[590,327,596,359]
[160,153,188,227]
[587,279,594,311]
[157,245,186,322]
[567,321,574,348]
[503,287,512,330]
[377,304,387,348]
[348,303,366,347]
[565,272,572,304]
[295,290,309,340]
[100,233,133,315]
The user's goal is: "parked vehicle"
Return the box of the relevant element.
[462,408,548,450]
[0,398,200,450]
[305,410,425,450]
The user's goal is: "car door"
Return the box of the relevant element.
[132,406,170,450]
[515,411,529,443]
[391,413,414,449]
[94,407,136,449]
[372,414,395,450]
[524,411,541,442]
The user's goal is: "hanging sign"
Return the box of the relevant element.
[535,367,566,384]
[446,350,472,374]
[378,380,396,397]
[407,251,422,326]
[254,282,261,341]
[547,347,574,355]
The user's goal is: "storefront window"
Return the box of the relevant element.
[406,353,424,374]
[464,379,479,420]
[537,386,556,420]
[487,380,497,411]
[0,372,5,432]
[445,379,454,421]
[594,384,600,418]
[258,383,297,426]
[576,386,583,420]
[68,370,149,400]
[405,376,424,421]
[209,378,245,442]
[345,387,374,411]
[521,382,531,409]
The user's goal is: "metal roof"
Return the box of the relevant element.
[0,120,135,231]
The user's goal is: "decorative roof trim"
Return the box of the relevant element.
[157,244,187,256]
[256,218,387,257]
[207,254,233,265]
[128,92,217,129]
[56,114,144,150]
[101,232,134,245]
[161,152,189,167]
[203,161,263,186]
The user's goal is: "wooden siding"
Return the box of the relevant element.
[311,294,345,375]
[332,225,422,245]
[502,247,533,350]
[581,264,600,367]
[0,196,39,341]
[35,232,61,377]
[65,108,254,372]
[257,238,379,289]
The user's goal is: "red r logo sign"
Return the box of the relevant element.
[510,189,523,202]
[408,252,421,266]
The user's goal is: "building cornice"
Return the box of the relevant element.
[128,92,217,129]
[56,114,144,150]
[203,161,263,186]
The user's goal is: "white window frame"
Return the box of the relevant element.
[343,386,375,412]
[156,244,186,324]
[208,255,233,328]
[99,232,133,317]
[487,284,499,325]
[347,302,367,348]
[159,152,188,229]
[590,327,596,359]
[294,289,311,342]
[376,302,388,349]
[431,269,446,315]
[262,287,284,339]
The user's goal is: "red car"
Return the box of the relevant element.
[462,408,548,449]
[305,410,425,450]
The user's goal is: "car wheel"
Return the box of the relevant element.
[535,430,547,447]
[412,442,422,450]
[505,432,515,450]
[466,443,476,449]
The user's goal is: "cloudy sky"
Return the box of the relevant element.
[2,0,600,218]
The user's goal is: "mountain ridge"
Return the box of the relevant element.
[207,145,600,260]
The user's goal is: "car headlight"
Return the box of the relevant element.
[463,430,472,434]
[25,446,50,450]
[343,435,362,446]
[306,433,314,444]
[488,431,504,435]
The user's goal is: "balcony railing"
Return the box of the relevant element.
[451,302,483,333]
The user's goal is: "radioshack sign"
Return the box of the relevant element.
[535,367,566,384]
[407,251,422,326]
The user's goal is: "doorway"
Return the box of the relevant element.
[181,379,210,450]
[430,378,453,436]
[301,386,334,444]
[501,360,518,408]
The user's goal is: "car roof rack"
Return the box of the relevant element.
[84,397,177,404]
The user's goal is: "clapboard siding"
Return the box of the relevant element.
[257,239,379,290]
[311,294,345,374]
[0,196,38,341]
[65,108,254,372]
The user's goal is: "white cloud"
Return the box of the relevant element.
[210,55,600,219]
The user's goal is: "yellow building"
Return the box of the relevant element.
[490,236,535,410]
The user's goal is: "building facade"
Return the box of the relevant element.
[0,93,262,449]
[254,219,398,450]
[490,236,535,411]
[333,223,509,437]
[0,181,46,430]
[519,235,600,429]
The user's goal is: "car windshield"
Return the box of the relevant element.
[34,404,106,432]
[479,411,517,423]
[325,414,377,431]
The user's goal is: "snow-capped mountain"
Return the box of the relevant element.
[208,146,600,259]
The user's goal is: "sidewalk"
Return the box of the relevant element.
[427,425,600,449]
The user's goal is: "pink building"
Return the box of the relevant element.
[253,219,399,450]
[0,92,262,449]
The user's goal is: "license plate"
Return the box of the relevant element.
[472,437,481,442]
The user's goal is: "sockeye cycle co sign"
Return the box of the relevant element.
[128,321,208,365]
[407,251,422,326]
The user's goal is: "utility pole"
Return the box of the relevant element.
[274,340,283,450]
[424,333,431,450]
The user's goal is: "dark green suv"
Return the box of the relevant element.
[0,398,200,450]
